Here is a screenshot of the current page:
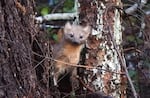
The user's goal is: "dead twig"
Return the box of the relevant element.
[108,23,138,98]
[32,51,124,75]
[103,5,138,98]
[77,77,95,92]
[123,47,141,53]
[51,0,66,13]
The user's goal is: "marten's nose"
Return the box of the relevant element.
[72,39,80,45]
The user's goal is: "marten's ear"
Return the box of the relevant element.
[64,22,72,30]
[83,25,91,35]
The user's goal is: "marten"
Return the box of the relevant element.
[52,22,91,89]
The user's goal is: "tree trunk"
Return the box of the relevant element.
[79,0,123,98]
[0,0,37,97]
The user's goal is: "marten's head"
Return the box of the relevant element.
[63,22,91,45]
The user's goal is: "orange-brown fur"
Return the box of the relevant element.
[52,22,91,87]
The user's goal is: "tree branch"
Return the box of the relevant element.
[108,27,138,98]
[125,0,147,14]
[35,12,78,23]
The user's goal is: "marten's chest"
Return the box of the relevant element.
[63,43,82,64]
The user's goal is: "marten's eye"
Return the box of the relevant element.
[80,36,83,39]
[70,34,74,37]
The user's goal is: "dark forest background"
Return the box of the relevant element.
[0,0,150,98]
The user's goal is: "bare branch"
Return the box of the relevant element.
[108,27,138,98]
[125,0,147,14]
[125,3,138,14]
[32,51,124,75]
[35,12,78,23]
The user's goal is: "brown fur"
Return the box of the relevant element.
[52,22,91,87]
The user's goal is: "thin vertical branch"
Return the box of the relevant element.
[108,26,138,98]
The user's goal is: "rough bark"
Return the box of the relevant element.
[79,0,123,98]
[0,0,38,97]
